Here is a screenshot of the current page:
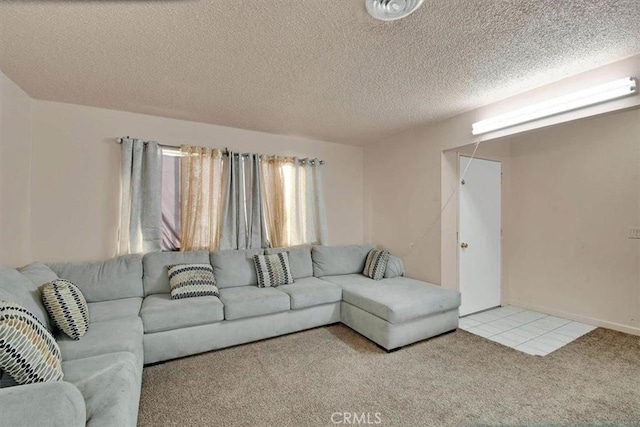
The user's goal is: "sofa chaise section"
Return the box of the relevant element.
[321,274,461,350]
[322,274,461,324]
[312,246,461,351]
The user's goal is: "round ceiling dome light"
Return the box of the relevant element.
[365,0,425,21]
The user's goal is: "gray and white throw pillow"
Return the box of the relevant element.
[168,264,219,300]
[253,252,294,288]
[42,279,89,340]
[0,300,63,385]
[363,249,390,281]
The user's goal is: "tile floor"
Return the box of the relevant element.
[459,306,596,356]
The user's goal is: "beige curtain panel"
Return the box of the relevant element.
[179,146,225,251]
[261,156,328,248]
[260,156,288,248]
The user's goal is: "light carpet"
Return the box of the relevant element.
[138,325,640,426]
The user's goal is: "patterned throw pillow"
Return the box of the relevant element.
[363,249,390,281]
[253,252,294,288]
[0,301,63,385]
[42,279,89,340]
[168,264,219,300]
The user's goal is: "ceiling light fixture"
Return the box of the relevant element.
[366,0,425,21]
[471,77,637,135]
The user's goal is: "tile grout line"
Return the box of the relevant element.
[463,309,586,354]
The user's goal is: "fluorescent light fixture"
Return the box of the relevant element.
[471,76,637,135]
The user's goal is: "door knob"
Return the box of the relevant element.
[460,242,468,248]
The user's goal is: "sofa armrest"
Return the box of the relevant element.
[0,381,86,427]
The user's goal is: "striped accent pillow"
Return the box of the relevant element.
[0,300,63,385]
[42,279,89,340]
[363,249,390,281]
[168,264,219,300]
[253,252,294,288]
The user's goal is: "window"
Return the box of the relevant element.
[160,147,326,251]
[161,152,181,251]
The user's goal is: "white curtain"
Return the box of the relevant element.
[219,153,267,250]
[261,156,327,247]
[117,138,163,255]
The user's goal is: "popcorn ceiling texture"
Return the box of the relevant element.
[0,0,639,145]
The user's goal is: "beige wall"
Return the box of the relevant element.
[29,101,364,263]
[506,109,639,334]
[364,55,640,334]
[0,71,32,267]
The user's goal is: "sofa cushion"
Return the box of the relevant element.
[384,255,405,279]
[168,263,219,299]
[86,298,142,323]
[311,244,375,277]
[140,293,224,333]
[0,268,52,331]
[62,352,140,427]
[211,248,264,288]
[57,317,143,362]
[218,286,290,320]
[17,263,59,332]
[42,280,89,340]
[363,249,390,281]
[19,262,59,287]
[253,252,294,288]
[0,301,63,384]
[142,250,210,296]
[276,277,342,310]
[0,381,86,427]
[48,254,143,302]
[321,274,461,324]
[264,245,313,279]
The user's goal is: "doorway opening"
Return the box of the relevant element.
[458,156,502,316]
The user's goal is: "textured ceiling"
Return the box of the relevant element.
[1,1,639,145]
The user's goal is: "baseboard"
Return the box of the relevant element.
[503,300,640,337]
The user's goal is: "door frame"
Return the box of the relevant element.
[440,147,509,308]
[457,155,502,316]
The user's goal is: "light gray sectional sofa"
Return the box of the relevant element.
[0,244,460,427]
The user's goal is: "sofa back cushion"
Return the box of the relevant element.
[210,248,264,288]
[312,244,375,277]
[47,254,143,302]
[0,268,52,331]
[18,262,59,288]
[264,245,313,279]
[142,251,210,296]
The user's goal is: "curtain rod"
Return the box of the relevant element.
[114,137,325,165]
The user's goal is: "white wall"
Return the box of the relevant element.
[29,101,364,263]
[0,71,32,267]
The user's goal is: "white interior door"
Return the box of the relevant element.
[459,156,502,316]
